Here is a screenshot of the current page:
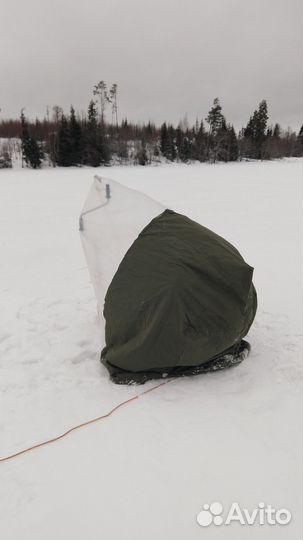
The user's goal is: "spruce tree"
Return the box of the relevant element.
[69,106,82,165]
[83,100,101,166]
[216,119,229,162]
[294,124,303,156]
[160,122,169,157]
[227,125,239,161]
[196,120,207,161]
[20,111,43,168]
[264,123,281,159]
[244,100,268,159]
[168,125,176,161]
[57,114,73,166]
[137,140,148,165]
[0,146,12,168]
[160,123,175,161]
[83,100,110,166]
[176,126,182,160]
[273,123,281,138]
[20,111,31,164]
[181,136,191,162]
[194,120,206,162]
[206,98,226,162]
[255,100,268,158]
[176,126,191,162]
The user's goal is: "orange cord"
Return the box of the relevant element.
[0,379,173,463]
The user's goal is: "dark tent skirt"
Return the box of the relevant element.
[101,339,251,384]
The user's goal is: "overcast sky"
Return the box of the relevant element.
[0,0,301,130]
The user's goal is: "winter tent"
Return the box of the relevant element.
[80,175,257,384]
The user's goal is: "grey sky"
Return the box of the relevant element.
[0,0,301,130]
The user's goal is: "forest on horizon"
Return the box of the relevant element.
[0,81,302,169]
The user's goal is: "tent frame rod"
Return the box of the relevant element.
[79,182,111,231]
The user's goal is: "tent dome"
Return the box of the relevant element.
[80,176,257,384]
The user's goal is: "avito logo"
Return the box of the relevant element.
[197,502,292,527]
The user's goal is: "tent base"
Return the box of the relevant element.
[101,340,251,385]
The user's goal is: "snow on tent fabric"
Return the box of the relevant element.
[80,176,257,384]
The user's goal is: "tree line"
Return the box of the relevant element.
[0,82,302,169]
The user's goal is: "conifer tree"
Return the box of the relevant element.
[176,125,182,160]
[193,120,206,161]
[176,125,191,162]
[20,110,31,164]
[83,100,101,166]
[83,100,110,166]
[294,124,303,156]
[0,145,12,168]
[206,98,226,162]
[20,110,43,168]
[137,140,148,165]
[216,119,229,162]
[255,100,268,158]
[160,122,169,157]
[168,125,176,161]
[273,123,281,138]
[244,100,268,159]
[69,106,82,165]
[182,135,191,162]
[57,114,73,166]
[160,122,175,160]
[264,123,282,159]
[227,125,239,161]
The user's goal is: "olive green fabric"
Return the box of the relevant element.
[101,209,257,381]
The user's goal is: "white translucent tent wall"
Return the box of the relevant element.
[79,175,165,326]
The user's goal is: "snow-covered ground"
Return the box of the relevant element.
[0,160,302,539]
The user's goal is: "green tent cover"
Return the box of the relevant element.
[101,209,257,383]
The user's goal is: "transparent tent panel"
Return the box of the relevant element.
[79,175,165,321]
